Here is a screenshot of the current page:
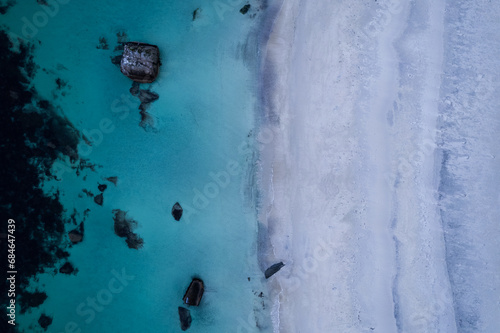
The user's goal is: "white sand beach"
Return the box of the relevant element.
[259,0,500,332]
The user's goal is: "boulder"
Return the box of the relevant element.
[68,222,84,244]
[183,278,204,306]
[120,42,160,83]
[171,202,183,221]
[178,307,192,331]
[98,184,107,192]
[265,262,285,279]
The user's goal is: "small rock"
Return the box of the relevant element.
[106,176,118,185]
[68,222,84,244]
[265,262,285,279]
[110,54,122,66]
[240,4,251,14]
[94,193,103,206]
[178,307,192,331]
[38,314,53,331]
[98,184,107,192]
[171,202,183,221]
[192,8,200,21]
[59,262,75,274]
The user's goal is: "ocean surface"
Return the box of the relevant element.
[1,0,274,332]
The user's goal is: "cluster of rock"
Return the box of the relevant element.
[112,209,144,249]
[178,278,204,330]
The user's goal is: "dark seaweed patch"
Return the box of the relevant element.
[0,29,81,315]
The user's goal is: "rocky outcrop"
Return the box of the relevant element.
[68,222,84,244]
[265,262,284,279]
[183,278,204,306]
[112,209,144,249]
[178,307,192,331]
[120,42,160,83]
[171,202,183,221]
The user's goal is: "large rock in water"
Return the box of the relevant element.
[183,278,204,306]
[265,262,285,279]
[171,202,183,221]
[120,42,160,83]
[178,307,192,331]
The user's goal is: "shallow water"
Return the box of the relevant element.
[2,1,273,332]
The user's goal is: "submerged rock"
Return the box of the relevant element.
[265,262,284,279]
[94,193,103,206]
[120,42,160,83]
[68,222,84,244]
[98,184,107,192]
[59,262,75,274]
[106,176,118,185]
[38,313,53,331]
[112,209,144,249]
[240,4,251,14]
[178,307,192,331]
[183,278,204,306]
[139,89,160,104]
[172,202,183,221]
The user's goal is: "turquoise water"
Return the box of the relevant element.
[2,1,271,332]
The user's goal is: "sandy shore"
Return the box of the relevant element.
[257,0,475,332]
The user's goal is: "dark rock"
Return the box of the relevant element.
[59,262,74,274]
[120,42,160,83]
[130,81,140,96]
[178,307,192,331]
[38,314,53,331]
[94,193,103,206]
[265,262,285,279]
[192,8,200,21]
[171,202,183,221]
[183,278,204,306]
[110,54,122,66]
[98,184,107,192]
[106,176,118,185]
[68,222,84,244]
[240,4,251,14]
[19,291,47,314]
